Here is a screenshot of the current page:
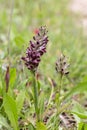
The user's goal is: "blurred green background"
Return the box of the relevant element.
[0,0,87,83]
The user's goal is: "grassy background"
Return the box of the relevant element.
[0,1,87,129]
[0,0,87,85]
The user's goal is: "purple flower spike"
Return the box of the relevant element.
[22,26,49,72]
[55,54,70,76]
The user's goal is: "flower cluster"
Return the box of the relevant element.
[22,26,49,72]
[55,54,70,76]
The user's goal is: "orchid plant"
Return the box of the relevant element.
[22,26,49,123]
[0,26,86,130]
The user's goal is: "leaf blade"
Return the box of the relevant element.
[3,94,18,130]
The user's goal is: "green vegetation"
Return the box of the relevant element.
[0,0,87,129]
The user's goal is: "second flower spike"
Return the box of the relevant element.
[55,54,70,76]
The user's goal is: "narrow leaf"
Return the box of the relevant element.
[65,82,87,99]
[16,90,25,115]
[9,68,16,88]
[39,92,45,120]
[72,102,87,119]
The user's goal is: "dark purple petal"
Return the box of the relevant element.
[21,26,48,72]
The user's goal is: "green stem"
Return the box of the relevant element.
[55,74,63,130]
[32,72,39,122]
[56,74,63,112]
[59,74,63,98]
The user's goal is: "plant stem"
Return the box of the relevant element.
[55,74,63,130]
[32,72,39,122]
[57,74,63,111]
[59,74,63,98]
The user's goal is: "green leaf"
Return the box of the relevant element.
[78,122,84,130]
[72,102,87,119]
[39,92,45,120]
[0,84,2,95]
[78,123,87,130]
[36,122,47,130]
[9,68,16,88]
[84,124,87,130]
[73,112,87,119]
[37,80,41,92]
[3,94,18,130]
[16,90,25,115]
[0,114,11,129]
[65,82,87,99]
